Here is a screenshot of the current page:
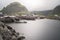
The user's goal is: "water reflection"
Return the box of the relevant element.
[7,19,60,40]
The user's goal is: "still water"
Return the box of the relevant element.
[7,19,60,40]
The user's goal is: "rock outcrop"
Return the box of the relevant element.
[0,22,25,40]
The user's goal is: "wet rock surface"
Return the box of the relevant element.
[0,22,25,40]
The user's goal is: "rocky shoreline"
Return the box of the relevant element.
[0,22,25,40]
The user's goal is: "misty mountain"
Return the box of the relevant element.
[31,10,52,16]
[31,5,60,16]
[1,2,28,15]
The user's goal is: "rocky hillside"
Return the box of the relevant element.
[2,2,28,15]
[52,5,60,15]
[0,22,25,40]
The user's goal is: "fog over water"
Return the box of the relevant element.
[7,19,60,40]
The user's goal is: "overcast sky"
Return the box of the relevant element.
[0,0,60,11]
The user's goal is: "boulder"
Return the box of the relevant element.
[0,22,25,40]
